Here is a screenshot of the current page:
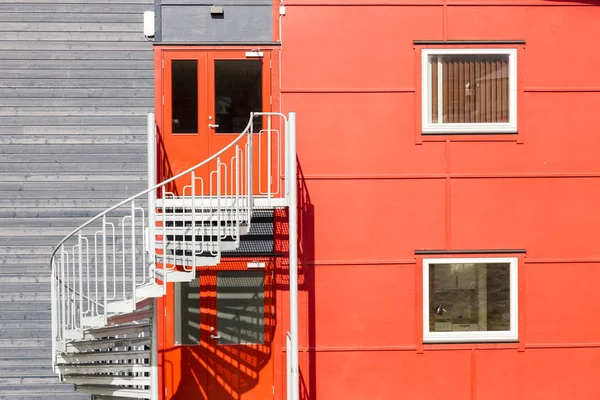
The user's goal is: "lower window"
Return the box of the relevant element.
[423,257,518,343]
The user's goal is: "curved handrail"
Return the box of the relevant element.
[49,116,259,264]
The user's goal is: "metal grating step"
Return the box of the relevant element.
[56,363,150,375]
[58,350,150,364]
[66,336,150,353]
[63,374,151,387]
[155,253,219,267]
[84,323,151,340]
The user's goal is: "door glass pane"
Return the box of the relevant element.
[216,270,265,344]
[174,278,201,345]
[214,60,262,134]
[172,60,198,134]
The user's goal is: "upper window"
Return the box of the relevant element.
[423,257,518,343]
[421,49,517,134]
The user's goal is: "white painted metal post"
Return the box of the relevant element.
[78,232,83,329]
[147,113,159,400]
[51,260,57,372]
[61,250,66,338]
[102,216,107,324]
[288,112,299,400]
[131,201,136,303]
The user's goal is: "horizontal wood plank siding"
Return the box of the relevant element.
[0,1,153,399]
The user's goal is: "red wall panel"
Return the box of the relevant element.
[310,264,416,348]
[300,179,446,261]
[285,93,447,177]
[476,348,600,400]
[474,350,522,400]
[447,6,600,88]
[282,6,443,89]
[450,93,600,175]
[449,177,600,257]
[306,350,471,400]
[525,262,600,344]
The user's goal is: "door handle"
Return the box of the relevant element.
[208,124,219,129]
[210,326,220,339]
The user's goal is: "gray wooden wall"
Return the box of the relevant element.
[0,1,154,398]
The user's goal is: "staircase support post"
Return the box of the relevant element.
[147,113,159,400]
[288,112,299,400]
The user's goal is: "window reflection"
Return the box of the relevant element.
[429,263,511,333]
[214,60,262,133]
[172,60,198,134]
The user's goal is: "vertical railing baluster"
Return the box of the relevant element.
[94,231,100,316]
[191,171,196,270]
[267,113,272,199]
[162,196,166,294]
[110,222,117,301]
[78,232,83,328]
[82,237,89,315]
[71,246,77,329]
[285,118,290,204]
[121,219,128,301]
[51,259,57,370]
[248,115,253,222]
[102,216,107,323]
[140,207,146,284]
[147,112,156,287]
[60,248,66,340]
[131,201,136,304]
[236,146,240,239]
[217,157,221,254]
[221,162,228,240]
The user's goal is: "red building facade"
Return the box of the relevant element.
[155,1,600,398]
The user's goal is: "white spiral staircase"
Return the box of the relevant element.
[49,112,299,400]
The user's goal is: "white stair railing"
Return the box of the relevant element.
[50,112,291,372]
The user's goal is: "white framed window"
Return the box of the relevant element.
[421,48,517,134]
[423,257,518,343]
